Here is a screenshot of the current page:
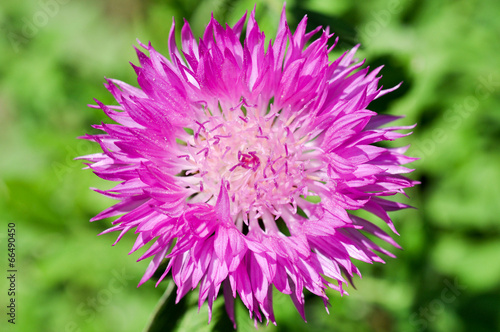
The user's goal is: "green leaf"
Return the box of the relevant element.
[143,281,235,332]
[142,281,186,332]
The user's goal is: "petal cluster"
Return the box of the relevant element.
[79,6,418,326]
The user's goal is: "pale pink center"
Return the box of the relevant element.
[177,104,325,232]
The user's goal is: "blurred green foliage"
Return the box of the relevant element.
[1,0,499,331]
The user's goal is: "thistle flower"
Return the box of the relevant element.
[79,6,417,327]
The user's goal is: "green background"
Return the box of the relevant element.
[1,0,499,331]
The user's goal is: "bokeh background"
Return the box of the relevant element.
[1,0,499,331]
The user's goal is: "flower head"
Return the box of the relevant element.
[79,6,418,326]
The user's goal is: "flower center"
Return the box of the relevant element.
[177,103,323,228]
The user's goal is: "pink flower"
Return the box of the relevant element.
[79,6,418,327]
